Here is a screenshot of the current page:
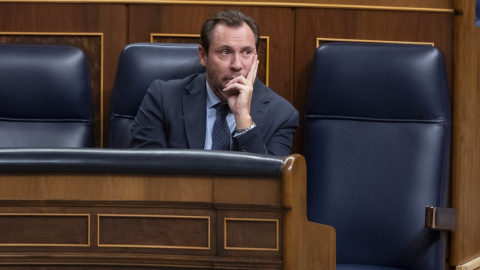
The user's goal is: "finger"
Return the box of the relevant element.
[225,75,247,88]
[223,85,241,96]
[246,54,259,84]
[246,56,257,83]
[223,82,245,93]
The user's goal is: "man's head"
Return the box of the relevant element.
[198,10,260,101]
[200,10,260,55]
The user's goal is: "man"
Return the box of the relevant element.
[131,10,298,156]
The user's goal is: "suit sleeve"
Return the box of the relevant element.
[130,80,168,148]
[233,107,299,156]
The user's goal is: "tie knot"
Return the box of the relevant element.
[215,103,230,117]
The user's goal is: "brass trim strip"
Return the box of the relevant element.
[98,214,211,250]
[0,31,103,36]
[0,1,454,13]
[99,33,105,146]
[224,217,279,251]
[150,33,270,86]
[316,37,435,48]
[263,36,270,87]
[150,33,200,42]
[0,32,105,147]
[0,213,90,247]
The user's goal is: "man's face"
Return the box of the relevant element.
[199,22,257,101]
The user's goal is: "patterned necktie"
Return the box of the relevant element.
[212,103,231,150]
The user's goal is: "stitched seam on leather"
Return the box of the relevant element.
[0,118,92,123]
[305,115,446,123]
[112,114,135,119]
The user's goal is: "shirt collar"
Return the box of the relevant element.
[206,81,222,109]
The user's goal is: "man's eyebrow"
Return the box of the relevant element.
[215,45,231,50]
[242,46,255,51]
[214,45,255,51]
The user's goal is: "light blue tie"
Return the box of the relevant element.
[212,103,231,150]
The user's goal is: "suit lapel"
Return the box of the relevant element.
[250,79,270,125]
[183,73,207,149]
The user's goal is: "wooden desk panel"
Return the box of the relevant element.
[0,154,335,269]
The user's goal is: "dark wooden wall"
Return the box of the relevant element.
[3,1,479,268]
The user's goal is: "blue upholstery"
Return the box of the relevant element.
[476,0,480,27]
[305,43,452,270]
[337,265,401,270]
[109,43,205,148]
[0,44,93,147]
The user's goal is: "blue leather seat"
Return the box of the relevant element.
[0,44,93,147]
[476,0,480,27]
[109,43,205,148]
[305,43,453,270]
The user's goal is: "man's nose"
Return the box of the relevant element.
[230,53,243,71]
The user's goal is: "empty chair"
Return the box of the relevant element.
[305,42,454,270]
[109,43,205,148]
[0,43,93,147]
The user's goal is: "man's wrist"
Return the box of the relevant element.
[235,122,256,135]
[234,113,253,129]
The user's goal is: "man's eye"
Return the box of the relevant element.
[241,50,251,55]
[220,50,229,55]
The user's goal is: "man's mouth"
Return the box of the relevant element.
[223,74,241,82]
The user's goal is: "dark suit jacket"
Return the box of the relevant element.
[131,73,299,156]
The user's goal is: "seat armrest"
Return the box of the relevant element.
[425,206,456,231]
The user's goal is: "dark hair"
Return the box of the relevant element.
[200,10,260,55]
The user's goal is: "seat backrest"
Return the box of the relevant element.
[109,42,205,148]
[0,43,93,147]
[305,42,451,270]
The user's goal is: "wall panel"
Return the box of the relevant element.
[451,0,480,266]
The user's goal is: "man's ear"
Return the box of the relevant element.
[198,45,207,67]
